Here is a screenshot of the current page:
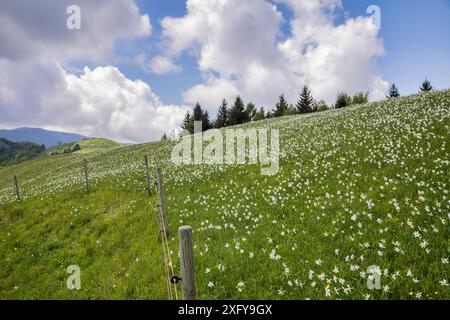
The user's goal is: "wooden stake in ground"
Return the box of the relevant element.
[83,159,89,194]
[179,226,196,300]
[14,175,20,201]
[144,156,151,196]
[156,168,169,237]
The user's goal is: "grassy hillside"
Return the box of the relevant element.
[0,91,449,300]
[0,138,45,166]
[46,138,123,155]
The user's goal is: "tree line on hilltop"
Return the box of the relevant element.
[164,79,434,138]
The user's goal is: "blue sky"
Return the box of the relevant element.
[344,0,450,96]
[117,0,450,105]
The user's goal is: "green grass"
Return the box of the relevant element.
[46,138,122,155]
[0,91,449,300]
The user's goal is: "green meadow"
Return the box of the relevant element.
[0,91,449,300]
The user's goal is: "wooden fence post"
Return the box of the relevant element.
[83,159,89,194]
[179,226,196,300]
[156,168,169,237]
[14,175,20,202]
[144,156,151,196]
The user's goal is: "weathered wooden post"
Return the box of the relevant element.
[179,226,196,300]
[144,156,151,196]
[83,159,89,194]
[14,175,20,202]
[156,168,169,237]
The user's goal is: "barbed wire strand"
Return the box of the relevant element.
[148,191,173,300]
[151,188,178,300]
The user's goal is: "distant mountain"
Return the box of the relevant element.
[0,127,87,148]
[0,138,45,166]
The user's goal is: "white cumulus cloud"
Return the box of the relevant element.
[0,0,188,143]
[58,66,188,143]
[182,77,239,108]
[136,54,182,75]
[159,0,388,108]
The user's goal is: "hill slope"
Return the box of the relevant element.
[46,138,123,156]
[0,127,86,148]
[0,91,449,300]
[0,138,45,166]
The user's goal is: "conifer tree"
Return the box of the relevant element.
[193,103,203,121]
[229,96,248,125]
[387,84,400,98]
[271,94,289,118]
[181,111,194,134]
[296,86,314,114]
[420,79,433,93]
[188,102,211,131]
[201,110,212,131]
[214,99,229,128]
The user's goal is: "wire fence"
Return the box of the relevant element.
[5,157,184,300]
